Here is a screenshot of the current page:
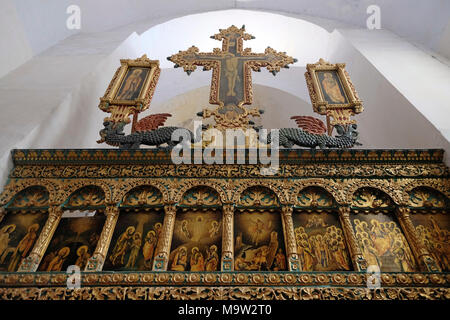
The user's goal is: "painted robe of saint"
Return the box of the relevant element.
[8,223,39,271]
[321,73,345,103]
[170,246,187,271]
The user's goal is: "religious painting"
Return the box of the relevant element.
[115,67,150,101]
[316,71,348,105]
[292,212,351,271]
[351,213,417,272]
[234,210,287,271]
[38,215,105,271]
[104,210,163,271]
[304,59,363,134]
[410,213,450,271]
[98,55,160,124]
[169,209,222,272]
[0,212,46,272]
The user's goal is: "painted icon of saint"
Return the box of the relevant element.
[8,223,39,271]
[46,247,70,271]
[142,230,157,268]
[321,72,346,104]
[109,226,135,266]
[170,246,187,271]
[190,247,205,271]
[75,245,90,269]
[205,245,219,271]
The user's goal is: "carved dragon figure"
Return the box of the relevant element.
[259,116,361,149]
[97,113,201,149]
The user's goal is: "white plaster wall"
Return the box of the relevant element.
[13,0,80,55]
[3,0,449,80]
[138,9,330,68]
[325,32,450,158]
[337,29,450,141]
[0,32,149,186]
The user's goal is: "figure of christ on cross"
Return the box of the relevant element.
[168,25,297,126]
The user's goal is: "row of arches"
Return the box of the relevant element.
[0,183,448,274]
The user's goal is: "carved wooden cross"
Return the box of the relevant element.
[168,25,297,129]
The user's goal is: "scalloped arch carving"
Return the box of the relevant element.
[233,181,286,204]
[0,179,55,207]
[7,186,50,209]
[112,179,169,204]
[407,186,448,208]
[179,185,222,207]
[54,180,113,206]
[296,186,337,208]
[351,187,395,209]
[238,185,281,207]
[121,185,164,207]
[401,180,450,205]
[64,185,106,208]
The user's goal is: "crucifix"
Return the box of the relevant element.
[168,25,297,130]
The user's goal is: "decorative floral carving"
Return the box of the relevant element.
[408,187,448,209]
[6,186,49,212]
[179,186,221,207]
[238,186,280,208]
[351,187,395,212]
[121,185,163,208]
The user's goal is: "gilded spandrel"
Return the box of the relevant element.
[0,25,449,301]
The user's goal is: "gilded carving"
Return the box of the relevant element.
[0,147,448,301]
[121,185,163,208]
[408,187,448,209]
[296,186,336,209]
[221,204,234,271]
[281,206,300,271]
[351,187,394,212]
[180,186,221,207]
[65,185,106,209]
[98,55,161,124]
[238,186,280,208]
[152,204,177,271]
[6,186,49,211]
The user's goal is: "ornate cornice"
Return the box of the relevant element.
[0,285,448,300]
[11,149,445,166]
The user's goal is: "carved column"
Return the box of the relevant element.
[281,205,300,271]
[85,206,120,271]
[221,204,234,271]
[18,206,63,272]
[396,206,441,272]
[153,204,177,271]
[338,206,367,271]
[0,207,6,224]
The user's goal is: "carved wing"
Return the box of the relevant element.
[291,116,327,135]
[135,113,172,132]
